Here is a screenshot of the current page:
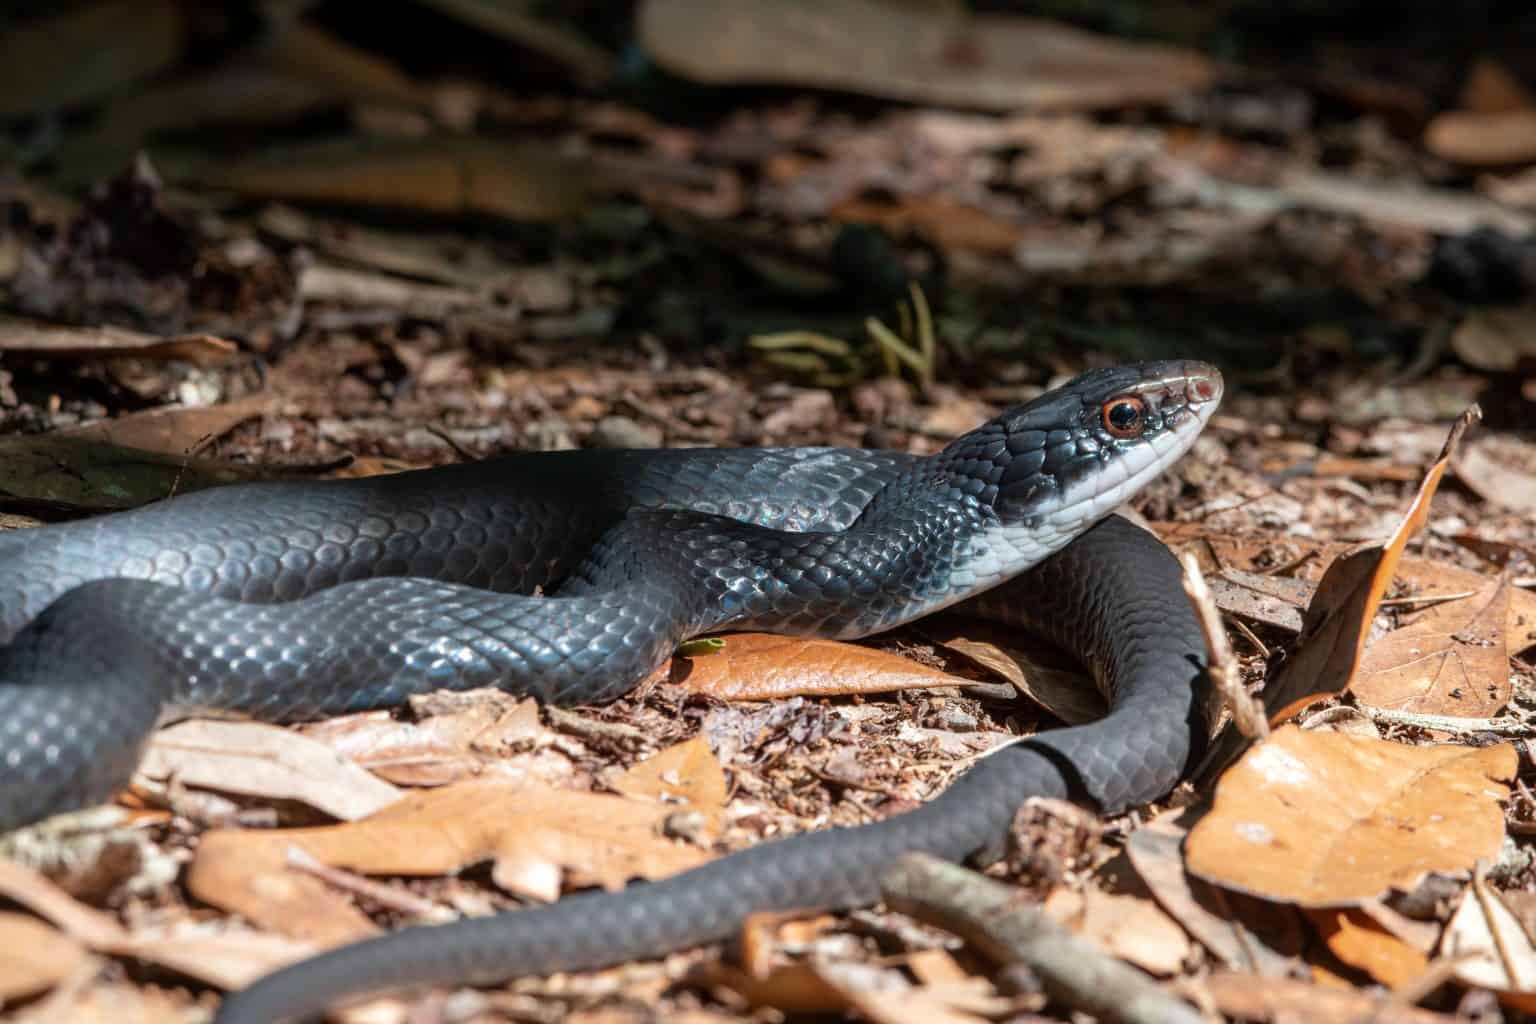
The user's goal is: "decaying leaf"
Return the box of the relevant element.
[299,693,566,788]
[654,632,973,700]
[1186,725,1515,906]
[1456,438,1536,514]
[1351,577,1513,718]
[608,734,728,836]
[139,720,404,822]
[62,394,272,457]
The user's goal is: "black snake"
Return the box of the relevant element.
[0,360,1221,1021]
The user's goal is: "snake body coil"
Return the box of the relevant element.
[0,361,1221,1022]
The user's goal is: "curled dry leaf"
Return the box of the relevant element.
[653,632,973,700]
[1185,725,1516,906]
[139,720,404,822]
[1197,407,1479,780]
[926,621,1103,724]
[1441,871,1536,1012]
[1351,577,1512,718]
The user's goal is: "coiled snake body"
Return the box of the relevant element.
[0,361,1221,1022]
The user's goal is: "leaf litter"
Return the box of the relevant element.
[1,5,1536,1022]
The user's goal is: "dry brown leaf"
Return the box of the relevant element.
[830,195,1024,255]
[209,136,588,223]
[654,632,971,700]
[139,720,404,822]
[1456,439,1536,513]
[1042,887,1190,975]
[640,0,1213,112]
[1425,110,1536,166]
[0,860,316,993]
[1203,972,1458,1023]
[0,911,90,1000]
[1441,871,1536,1012]
[1451,307,1536,374]
[1352,577,1513,717]
[1459,58,1536,113]
[609,735,728,836]
[0,316,237,365]
[1124,810,1300,976]
[299,695,564,788]
[926,621,1103,724]
[1186,725,1515,906]
[61,394,272,456]
[703,962,849,1015]
[189,770,714,938]
[1306,907,1429,988]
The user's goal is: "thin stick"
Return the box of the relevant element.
[1181,552,1268,740]
[881,854,1202,1024]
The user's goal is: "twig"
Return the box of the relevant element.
[543,705,649,745]
[1180,552,1268,740]
[880,854,1203,1024]
[1356,706,1534,736]
[285,845,456,922]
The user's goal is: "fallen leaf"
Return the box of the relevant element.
[209,136,589,223]
[189,768,716,938]
[297,263,490,319]
[1456,438,1536,513]
[639,0,1213,112]
[61,395,272,457]
[300,694,566,788]
[139,720,404,822]
[1196,408,1479,780]
[1351,577,1512,718]
[1043,886,1190,975]
[0,859,316,993]
[1186,725,1516,906]
[1425,110,1536,166]
[0,435,264,512]
[609,735,728,835]
[0,316,237,365]
[1203,972,1458,1023]
[1124,809,1301,976]
[1442,871,1536,1012]
[1306,907,1430,988]
[1451,307,1536,374]
[0,911,90,1000]
[654,632,973,700]
[925,621,1103,724]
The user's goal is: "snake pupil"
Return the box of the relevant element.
[1103,398,1146,437]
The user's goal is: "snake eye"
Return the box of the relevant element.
[1101,396,1147,438]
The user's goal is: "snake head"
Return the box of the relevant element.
[945,360,1223,529]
